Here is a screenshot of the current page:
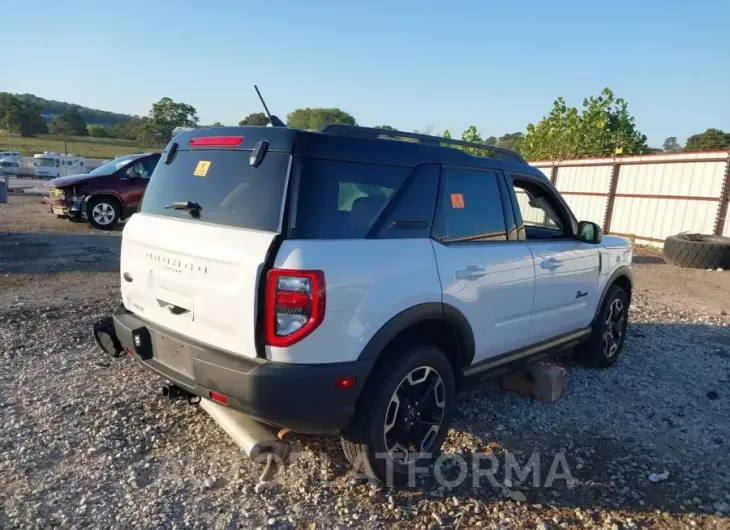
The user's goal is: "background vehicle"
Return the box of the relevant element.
[0,158,22,176]
[0,151,23,165]
[45,152,160,229]
[94,125,632,483]
[33,152,87,179]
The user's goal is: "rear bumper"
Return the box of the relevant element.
[105,305,373,435]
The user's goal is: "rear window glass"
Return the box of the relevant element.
[140,150,289,232]
[289,159,409,239]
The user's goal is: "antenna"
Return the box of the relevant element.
[254,85,286,127]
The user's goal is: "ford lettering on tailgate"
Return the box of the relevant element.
[145,251,208,275]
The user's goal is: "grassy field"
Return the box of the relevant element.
[0,134,158,159]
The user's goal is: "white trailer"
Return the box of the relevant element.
[33,152,87,179]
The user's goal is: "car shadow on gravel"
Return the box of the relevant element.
[0,232,121,275]
[275,321,729,521]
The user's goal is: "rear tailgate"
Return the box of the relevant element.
[120,140,291,359]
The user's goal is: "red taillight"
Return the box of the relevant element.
[209,391,228,405]
[189,136,243,147]
[265,269,326,347]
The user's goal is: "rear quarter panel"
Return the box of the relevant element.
[268,239,442,363]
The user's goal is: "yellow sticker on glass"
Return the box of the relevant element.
[194,160,211,177]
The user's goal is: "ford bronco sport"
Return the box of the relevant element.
[94,125,632,483]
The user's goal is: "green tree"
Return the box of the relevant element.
[662,137,682,152]
[87,124,111,138]
[15,93,132,127]
[485,136,498,146]
[459,125,488,156]
[49,107,88,137]
[239,112,269,126]
[0,92,44,137]
[685,129,729,152]
[440,129,452,147]
[286,108,356,130]
[497,132,524,152]
[374,125,396,130]
[522,88,647,160]
[139,97,199,145]
[111,117,147,140]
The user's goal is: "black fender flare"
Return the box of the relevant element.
[594,266,633,321]
[357,302,476,366]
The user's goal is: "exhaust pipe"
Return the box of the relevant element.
[199,398,298,474]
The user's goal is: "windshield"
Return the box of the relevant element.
[36,158,56,167]
[89,154,141,176]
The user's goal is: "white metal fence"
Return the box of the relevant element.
[530,151,730,246]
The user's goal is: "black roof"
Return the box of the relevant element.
[172,125,546,179]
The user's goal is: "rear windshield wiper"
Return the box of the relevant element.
[165,201,202,218]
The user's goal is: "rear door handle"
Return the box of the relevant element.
[455,265,487,280]
[540,258,564,270]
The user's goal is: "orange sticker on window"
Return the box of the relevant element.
[450,193,465,209]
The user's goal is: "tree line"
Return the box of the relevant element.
[2,89,728,158]
[239,88,729,159]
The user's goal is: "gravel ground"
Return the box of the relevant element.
[1,199,729,529]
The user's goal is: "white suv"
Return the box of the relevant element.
[94,125,633,483]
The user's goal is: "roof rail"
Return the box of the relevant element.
[320,124,526,164]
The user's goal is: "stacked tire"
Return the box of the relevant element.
[663,233,730,269]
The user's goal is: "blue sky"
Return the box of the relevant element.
[4,1,729,146]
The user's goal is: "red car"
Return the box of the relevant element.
[45,153,161,230]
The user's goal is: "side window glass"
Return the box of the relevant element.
[141,157,159,178]
[433,169,507,242]
[126,162,144,178]
[55,159,60,168]
[510,177,570,240]
[292,159,408,239]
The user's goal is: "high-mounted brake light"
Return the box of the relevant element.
[335,377,356,390]
[189,136,243,147]
[265,269,326,348]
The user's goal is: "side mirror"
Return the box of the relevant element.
[577,221,602,244]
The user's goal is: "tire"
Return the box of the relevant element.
[340,345,456,485]
[86,196,121,230]
[576,285,629,368]
[663,233,730,270]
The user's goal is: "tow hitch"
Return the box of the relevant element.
[161,383,200,404]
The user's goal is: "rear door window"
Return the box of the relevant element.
[433,168,507,242]
[290,159,409,239]
[140,150,290,232]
